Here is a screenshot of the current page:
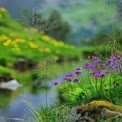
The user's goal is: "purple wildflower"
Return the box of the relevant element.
[107,66,113,70]
[66,72,74,77]
[93,56,100,63]
[52,81,59,86]
[75,67,82,74]
[107,65,119,70]
[75,70,82,74]
[88,64,95,70]
[83,63,95,70]
[83,63,90,68]
[113,65,119,70]
[75,67,81,70]
[92,72,105,78]
[64,76,72,81]
[116,55,120,60]
[106,59,111,63]
[99,73,106,77]
[73,78,80,82]
[92,72,100,78]
[106,56,120,64]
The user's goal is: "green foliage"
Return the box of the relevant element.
[0,66,12,78]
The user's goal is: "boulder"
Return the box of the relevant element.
[0,79,22,91]
[64,101,122,122]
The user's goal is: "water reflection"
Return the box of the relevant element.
[0,81,57,120]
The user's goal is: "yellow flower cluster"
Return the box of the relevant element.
[0,35,23,51]
[42,35,50,42]
[0,35,11,47]
[39,48,51,53]
[52,40,64,47]
[0,34,8,41]
[42,34,73,51]
[44,48,51,53]
[14,38,25,43]
[3,39,11,46]
[28,42,38,49]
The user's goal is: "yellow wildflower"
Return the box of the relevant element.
[15,38,25,43]
[1,35,8,40]
[3,39,11,46]
[53,42,59,46]
[44,48,51,53]
[28,42,38,48]
[42,35,50,41]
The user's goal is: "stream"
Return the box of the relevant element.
[0,75,64,122]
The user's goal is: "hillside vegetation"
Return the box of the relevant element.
[0,8,80,82]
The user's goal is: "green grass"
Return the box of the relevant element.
[27,104,70,122]
[0,8,81,83]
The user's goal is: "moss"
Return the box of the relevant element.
[80,100,122,112]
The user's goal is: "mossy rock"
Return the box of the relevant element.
[71,101,122,122]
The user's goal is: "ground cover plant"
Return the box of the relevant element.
[31,48,122,122]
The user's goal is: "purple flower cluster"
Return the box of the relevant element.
[75,67,82,74]
[105,55,121,73]
[66,72,74,77]
[83,55,121,78]
[92,56,100,63]
[52,81,59,86]
[92,72,105,78]
[63,69,81,82]
[83,63,95,70]
[63,72,74,81]
[64,76,72,81]
[73,78,80,82]
[107,65,119,70]
[52,68,82,86]
[106,55,120,64]
[52,55,121,86]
